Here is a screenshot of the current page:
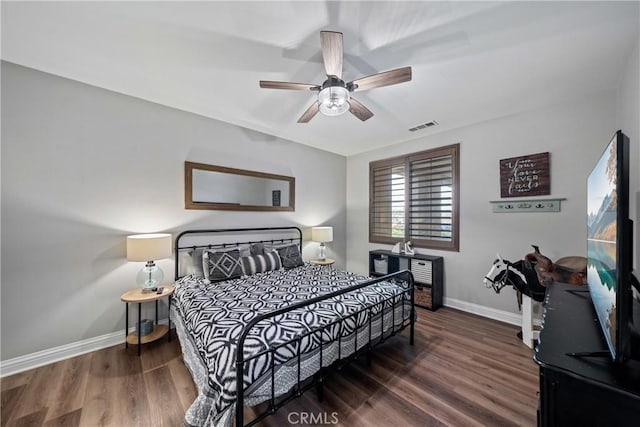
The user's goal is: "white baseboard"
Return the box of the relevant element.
[0,331,123,378]
[444,297,522,326]
[3,300,527,377]
[0,319,169,378]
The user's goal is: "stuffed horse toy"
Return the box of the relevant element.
[484,254,547,304]
[484,253,547,346]
[484,245,587,304]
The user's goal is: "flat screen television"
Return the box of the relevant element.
[586,129,639,364]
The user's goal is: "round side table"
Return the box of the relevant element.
[120,285,175,356]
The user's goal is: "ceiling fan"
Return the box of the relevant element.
[259,31,412,123]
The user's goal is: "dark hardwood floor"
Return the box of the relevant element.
[1,307,539,426]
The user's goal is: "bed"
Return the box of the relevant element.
[171,227,416,427]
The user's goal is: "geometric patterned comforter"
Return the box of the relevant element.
[172,263,412,427]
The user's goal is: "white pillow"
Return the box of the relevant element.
[178,251,196,277]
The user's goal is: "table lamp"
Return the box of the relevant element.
[311,226,333,260]
[127,233,172,291]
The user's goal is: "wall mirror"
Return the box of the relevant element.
[185,161,295,211]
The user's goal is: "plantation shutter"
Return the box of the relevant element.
[369,144,459,251]
[408,149,455,248]
[370,159,405,243]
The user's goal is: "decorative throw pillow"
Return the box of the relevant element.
[237,244,251,258]
[241,251,282,276]
[250,243,265,256]
[190,247,207,277]
[203,249,243,282]
[274,244,304,270]
[179,251,196,277]
[192,245,249,278]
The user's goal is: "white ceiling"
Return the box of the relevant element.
[2,1,638,156]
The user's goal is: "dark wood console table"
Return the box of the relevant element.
[534,282,640,426]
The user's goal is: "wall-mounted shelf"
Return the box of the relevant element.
[489,198,566,213]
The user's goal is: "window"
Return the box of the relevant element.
[369,143,459,251]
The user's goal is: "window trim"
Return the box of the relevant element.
[369,143,460,252]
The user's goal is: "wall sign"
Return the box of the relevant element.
[500,152,550,198]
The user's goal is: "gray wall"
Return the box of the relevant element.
[346,90,619,315]
[616,41,640,273]
[1,62,347,360]
[2,40,638,362]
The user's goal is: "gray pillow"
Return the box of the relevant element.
[237,244,251,257]
[203,249,243,282]
[250,243,265,256]
[191,245,250,277]
[190,247,206,277]
[273,244,304,270]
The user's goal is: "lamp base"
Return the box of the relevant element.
[318,243,327,261]
[136,261,164,291]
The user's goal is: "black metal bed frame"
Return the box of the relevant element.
[174,227,305,278]
[174,227,415,427]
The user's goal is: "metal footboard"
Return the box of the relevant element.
[235,269,416,427]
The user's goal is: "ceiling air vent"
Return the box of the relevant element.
[409,120,438,132]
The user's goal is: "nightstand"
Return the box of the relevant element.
[121,285,175,356]
[310,258,335,266]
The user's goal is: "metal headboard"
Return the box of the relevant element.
[174,226,303,280]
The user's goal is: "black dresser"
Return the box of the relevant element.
[534,282,640,426]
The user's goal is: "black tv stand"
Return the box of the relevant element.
[565,350,611,358]
[631,271,640,293]
[534,283,640,426]
[565,288,589,294]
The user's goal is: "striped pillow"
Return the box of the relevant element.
[241,251,282,276]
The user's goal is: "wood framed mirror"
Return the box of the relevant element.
[185,161,295,211]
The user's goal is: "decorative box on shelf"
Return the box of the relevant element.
[136,319,154,336]
[373,257,388,275]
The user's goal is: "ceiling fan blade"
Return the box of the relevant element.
[349,98,374,122]
[259,81,318,91]
[320,31,343,79]
[297,101,320,123]
[350,66,412,92]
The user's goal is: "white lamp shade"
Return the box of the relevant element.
[126,233,172,262]
[311,226,333,243]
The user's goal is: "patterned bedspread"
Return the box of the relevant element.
[172,263,412,427]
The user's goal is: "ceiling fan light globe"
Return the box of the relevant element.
[318,86,350,116]
[319,101,350,116]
